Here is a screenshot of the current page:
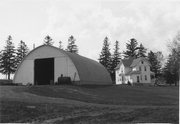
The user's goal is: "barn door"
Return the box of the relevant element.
[34,58,54,85]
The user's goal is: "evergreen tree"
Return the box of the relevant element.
[99,37,112,73]
[155,51,164,64]
[124,38,139,58]
[163,32,180,85]
[15,40,29,68]
[66,35,78,53]
[0,35,16,80]
[137,43,147,57]
[43,35,53,45]
[163,54,177,85]
[59,41,63,49]
[147,51,161,78]
[111,40,121,81]
[0,50,2,71]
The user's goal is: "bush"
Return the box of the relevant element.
[127,81,132,86]
[133,83,143,86]
[0,79,16,85]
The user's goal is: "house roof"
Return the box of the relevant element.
[130,57,150,67]
[115,61,122,70]
[122,57,135,67]
[126,70,141,75]
[115,57,135,70]
[116,57,150,69]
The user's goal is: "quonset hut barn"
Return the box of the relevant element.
[13,45,112,85]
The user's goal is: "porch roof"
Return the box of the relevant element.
[126,70,141,75]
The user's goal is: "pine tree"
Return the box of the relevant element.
[155,51,164,64]
[99,37,112,73]
[111,40,121,81]
[124,38,139,58]
[59,41,63,49]
[163,32,180,85]
[137,43,147,57]
[43,35,53,45]
[163,54,177,85]
[147,51,161,78]
[0,50,2,71]
[66,35,78,53]
[0,35,16,80]
[15,40,29,68]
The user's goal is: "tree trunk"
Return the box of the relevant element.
[178,62,180,83]
[8,73,10,80]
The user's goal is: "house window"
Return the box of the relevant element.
[145,75,147,80]
[137,76,140,83]
[144,66,146,71]
[139,66,141,71]
[141,61,144,64]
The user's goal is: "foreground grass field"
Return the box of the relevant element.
[0,85,179,123]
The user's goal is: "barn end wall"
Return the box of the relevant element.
[13,45,80,85]
[14,60,34,85]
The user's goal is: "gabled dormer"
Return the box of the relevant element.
[130,57,150,73]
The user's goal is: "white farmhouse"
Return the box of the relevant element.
[115,57,153,85]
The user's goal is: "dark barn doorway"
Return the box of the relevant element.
[34,58,54,85]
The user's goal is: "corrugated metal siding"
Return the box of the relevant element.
[66,52,112,84]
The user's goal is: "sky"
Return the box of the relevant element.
[0,0,180,78]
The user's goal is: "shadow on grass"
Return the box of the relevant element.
[0,100,73,123]
[0,99,179,123]
[55,108,179,124]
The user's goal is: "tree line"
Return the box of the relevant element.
[163,32,180,86]
[0,35,78,80]
[98,37,161,81]
[0,33,179,86]
[98,33,179,85]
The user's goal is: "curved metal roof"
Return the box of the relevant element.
[65,51,112,84]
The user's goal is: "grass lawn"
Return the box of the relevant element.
[14,85,179,105]
[0,85,179,123]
